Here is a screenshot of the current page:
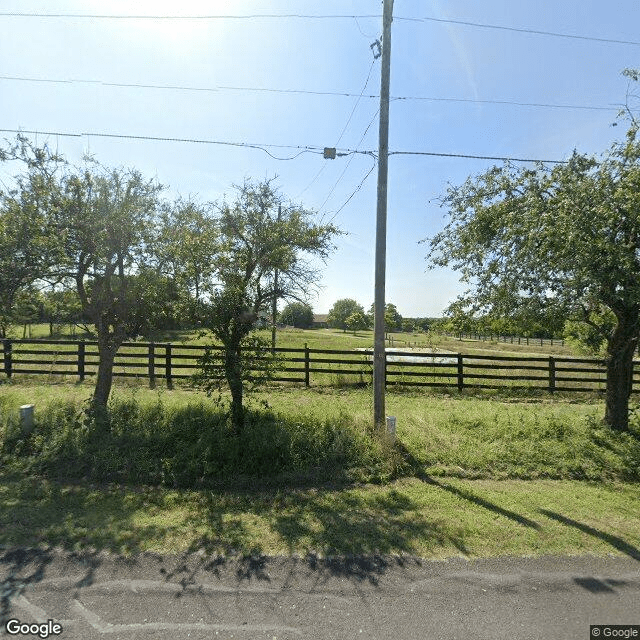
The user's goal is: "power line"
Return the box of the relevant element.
[297,56,378,199]
[318,108,380,211]
[1,11,639,46]
[0,75,619,113]
[326,159,377,223]
[389,150,566,164]
[0,127,568,164]
[0,12,383,19]
[415,16,640,47]
[0,128,326,160]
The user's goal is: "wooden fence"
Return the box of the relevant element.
[1,338,639,394]
[445,333,565,347]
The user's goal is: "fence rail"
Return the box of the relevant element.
[445,333,565,347]
[1,338,639,394]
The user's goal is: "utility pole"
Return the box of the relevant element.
[373,0,393,430]
[271,204,282,352]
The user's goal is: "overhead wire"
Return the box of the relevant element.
[414,15,640,46]
[297,55,378,199]
[317,107,381,213]
[0,75,619,112]
[1,12,639,46]
[326,157,377,224]
[0,128,568,164]
[0,128,326,160]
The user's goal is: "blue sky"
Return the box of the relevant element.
[1,0,638,317]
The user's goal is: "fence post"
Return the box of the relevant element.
[148,342,156,389]
[549,356,556,394]
[78,341,85,382]
[3,339,12,378]
[457,353,464,392]
[165,343,173,389]
[384,350,387,388]
[304,343,310,387]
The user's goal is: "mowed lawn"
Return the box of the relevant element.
[1,379,639,560]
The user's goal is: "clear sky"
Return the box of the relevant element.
[1,0,638,317]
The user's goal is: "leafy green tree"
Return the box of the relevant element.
[401,318,416,333]
[563,306,616,356]
[279,302,314,329]
[0,136,64,337]
[425,119,640,431]
[118,269,185,339]
[198,179,340,434]
[41,288,83,336]
[56,163,164,418]
[11,287,44,338]
[328,299,365,331]
[345,311,369,335]
[368,302,403,333]
[154,199,218,309]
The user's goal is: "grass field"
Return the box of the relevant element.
[3,323,577,356]
[1,378,639,560]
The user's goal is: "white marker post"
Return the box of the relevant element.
[19,404,35,435]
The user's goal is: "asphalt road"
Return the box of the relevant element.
[1,548,638,639]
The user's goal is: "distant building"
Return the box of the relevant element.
[312,314,329,329]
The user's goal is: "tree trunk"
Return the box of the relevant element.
[91,334,120,429]
[225,343,244,436]
[604,311,639,432]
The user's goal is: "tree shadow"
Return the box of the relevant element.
[395,441,542,530]
[0,546,107,627]
[573,577,632,593]
[0,548,52,628]
[539,509,640,561]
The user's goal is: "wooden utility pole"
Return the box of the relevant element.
[373,0,393,430]
[271,204,282,352]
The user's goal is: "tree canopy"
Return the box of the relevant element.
[279,302,314,329]
[425,122,640,431]
[327,299,365,331]
[198,178,340,433]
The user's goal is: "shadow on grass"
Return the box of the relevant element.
[175,486,469,588]
[395,441,542,530]
[539,509,640,561]
[0,471,466,591]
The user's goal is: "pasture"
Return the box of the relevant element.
[2,326,632,393]
[1,325,638,560]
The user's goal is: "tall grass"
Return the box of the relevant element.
[0,394,397,489]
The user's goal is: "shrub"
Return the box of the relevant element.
[1,397,393,488]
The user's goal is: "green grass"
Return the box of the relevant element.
[0,474,638,559]
[1,380,639,560]
[4,323,577,356]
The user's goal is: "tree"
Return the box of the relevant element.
[154,198,218,311]
[279,302,314,329]
[345,311,369,335]
[56,163,163,418]
[367,302,402,333]
[328,299,365,331]
[425,121,640,431]
[41,287,83,336]
[199,178,340,434]
[0,137,64,337]
[116,269,185,339]
[401,318,416,333]
[11,287,43,338]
